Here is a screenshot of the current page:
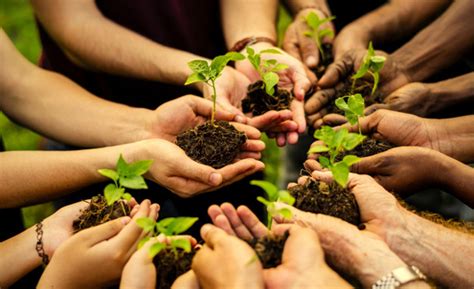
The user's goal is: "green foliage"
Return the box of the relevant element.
[351,42,386,96]
[251,180,295,229]
[304,12,335,62]
[335,93,365,129]
[245,47,288,96]
[136,217,199,258]
[98,154,153,206]
[308,127,365,187]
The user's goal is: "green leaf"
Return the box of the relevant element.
[225,51,245,61]
[188,60,210,74]
[266,59,277,65]
[272,63,288,72]
[185,72,206,86]
[367,41,375,58]
[263,72,279,96]
[342,155,361,167]
[158,217,199,236]
[156,218,175,235]
[352,61,370,80]
[138,236,150,249]
[260,48,281,54]
[149,242,166,258]
[305,12,320,30]
[371,72,380,96]
[104,183,124,206]
[122,192,132,201]
[98,169,119,182]
[251,180,279,201]
[318,28,334,40]
[342,133,366,151]
[127,159,154,176]
[333,128,348,149]
[171,238,192,253]
[277,190,295,206]
[136,217,156,233]
[120,175,148,190]
[257,196,272,207]
[210,55,229,77]
[116,154,128,176]
[304,31,313,37]
[347,94,365,117]
[331,162,350,187]
[307,145,330,155]
[277,208,293,220]
[318,156,331,168]
[246,46,255,56]
[335,97,350,112]
[346,113,359,126]
[314,126,334,144]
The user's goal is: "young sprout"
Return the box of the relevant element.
[351,41,386,96]
[304,12,336,63]
[307,126,365,187]
[335,93,365,134]
[136,217,198,258]
[251,180,295,229]
[98,154,153,214]
[245,47,289,96]
[185,52,245,125]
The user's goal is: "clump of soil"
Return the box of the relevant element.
[154,248,196,289]
[242,80,293,116]
[72,194,130,232]
[247,231,289,268]
[319,137,394,162]
[327,77,384,114]
[176,120,246,169]
[289,178,361,225]
[312,43,334,79]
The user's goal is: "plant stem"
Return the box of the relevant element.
[210,79,217,126]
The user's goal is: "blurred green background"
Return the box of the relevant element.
[0,0,291,227]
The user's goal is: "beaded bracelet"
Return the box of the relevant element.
[35,221,50,266]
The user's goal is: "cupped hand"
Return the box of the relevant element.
[283,8,335,69]
[132,139,265,198]
[38,199,159,289]
[192,224,265,289]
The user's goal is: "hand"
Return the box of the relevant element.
[192,224,265,289]
[283,8,335,69]
[129,139,265,198]
[365,82,434,116]
[38,200,159,289]
[172,270,200,289]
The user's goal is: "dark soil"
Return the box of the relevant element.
[320,137,394,162]
[242,80,293,116]
[312,43,334,79]
[289,178,361,225]
[154,248,196,289]
[247,231,289,268]
[176,120,246,169]
[72,194,130,233]
[327,77,384,114]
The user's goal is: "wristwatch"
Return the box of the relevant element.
[372,265,427,289]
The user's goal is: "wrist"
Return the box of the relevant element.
[287,0,330,16]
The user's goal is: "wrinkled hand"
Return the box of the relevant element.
[132,139,265,198]
[283,8,335,69]
[192,224,265,289]
[365,82,434,116]
[38,200,159,289]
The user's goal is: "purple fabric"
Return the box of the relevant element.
[38,0,226,109]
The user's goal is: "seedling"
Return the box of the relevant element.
[307,126,365,187]
[185,52,245,125]
[335,93,365,133]
[304,12,335,63]
[98,154,153,214]
[351,41,386,96]
[136,217,198,258]
[251,180,295,229]
[245,47,289,96]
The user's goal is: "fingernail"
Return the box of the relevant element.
[306,56,317,66]
[235,115,245,123]
[209,173,222,186]
[121,217,131,225]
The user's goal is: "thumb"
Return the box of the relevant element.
[180,157,223,187]
[365,103,389,115]
[77,217,130,246]
[350,155,378,175]
[291,69,312,101]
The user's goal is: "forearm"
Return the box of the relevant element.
[0,143,143,208]
[221,0,277,49]
[431,115,474,163]
[31,0,206,88]
[388,209,474,288]
[427,72,474,113]
[440,155,474,207]
[391,0,474,82]
[0,227,40,288]
[284,0,330,16]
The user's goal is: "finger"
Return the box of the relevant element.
[281,226,322,264]
[200,224,229,248]
[232,122,261,140]
[283,26,303,62]
[265,120,299,133]
[310,170,334,183]
[276,133,286,147]
[237,151,262,160]
[247,110,293,131]
[304,88,335,115]
[291,99,306,134]
[236,205,268,238]
[130,204,140,217]
[219,159,264,186]
[297,176,311,185]
[304,159,322,171]
[187,95,237,121]
[318,56,352,88]
[216,99,245,116]
[292,69,312,101]
[365,103,389,115]
[241,139,266,152]
[350,155,379,175]
[322,113,347,126]
[112,200,152,250]
[220,203,253,240]
[286,131,299,145]
[172,270,200,289]
[78,216,130,246]
[297,25,319,68]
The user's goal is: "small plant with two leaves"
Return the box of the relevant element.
[304,11,335,63]
[251,180,295,229]
[98,154,153,214]
[136,217,199,258]
[307,126,365,187]
[335,93,365,134]
[351,41,386,96]
[184,52,245,125]
[245,46,289,96]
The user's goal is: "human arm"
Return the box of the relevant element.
[366,72,474,117]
